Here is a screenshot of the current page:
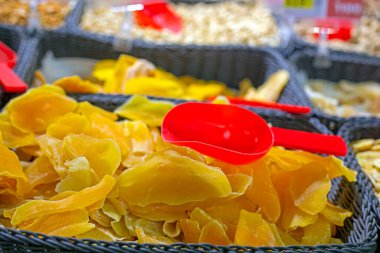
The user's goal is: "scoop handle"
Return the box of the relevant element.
[227,97,311,114]
[0,63,27,93]
[271,127,348,156]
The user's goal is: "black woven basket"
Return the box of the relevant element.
[0,93,377,253]
[19,30,305,107]
[0,25,37,107]
[290,48,380,133]
[292,31,380,61]
[68,0,294,56]
[338,118,380,238]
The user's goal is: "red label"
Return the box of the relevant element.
[327,0,364,18]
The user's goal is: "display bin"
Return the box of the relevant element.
[290,49,380,133]
[0,25,37,107]
[339,118,380,241]
[19,30,305,107]
[292,33,380,62]
[67,0,295,57]
[0,0,81,34]
[0,93,377,253]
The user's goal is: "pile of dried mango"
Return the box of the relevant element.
[0,85,357,246]
[35,54,290,102]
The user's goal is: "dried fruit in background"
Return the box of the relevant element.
[353,138,380,199]
[306,79,380,118]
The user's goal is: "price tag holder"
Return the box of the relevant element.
[266,0,363,19]
[284,0,314,8]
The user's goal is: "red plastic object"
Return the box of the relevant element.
[134,1,182,33]
[0,42,27,93]
[162,103,347,165]
[208,96,311,114]
[312,18,353,41]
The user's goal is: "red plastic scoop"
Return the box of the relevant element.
[162,103,347,165]
[0,42,27,93]
[134,0,182,33]
[208,96,311,114]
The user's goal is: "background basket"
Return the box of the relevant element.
[20,31,305,106]
[67,0,295,56]
[292,33,380,61]
[0,93,377,252]
[338,118,380,230]
[290,49,380,133]
[0,0,81,34]
[0,25,37,107]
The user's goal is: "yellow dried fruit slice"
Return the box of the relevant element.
[118,150,231,207]
[7,86,77,134]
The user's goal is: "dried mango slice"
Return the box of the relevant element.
[268,224,285,246]
[301,216,331,245]
[108,198,128,216]
[10,175,115,225]
[320,202,352,226]
[63,134,121,179]
[121,121,154,167]
[0,142,27,197]
[199,220,232,245]
[90,209,112,227]
[280,189,318,231]
[205,196,257,239]
[128,203,188,221]
[150,126,170,151]
[89,113,130,156]
[235,210,278,247]
[77,226,121,241]
[6,86,77,134]
[118,149,231,207]
[211,95,231,105]
[102,200,122,222]
[21,209,94,237]
[190,207,216,228]
[247,70,289,102]
[289,162,331,215]
[123,77,184,98]
[135,226,174,244]
[53,76,100,94]
[36,135,68,178]
[322,156,357,182]
[92,60,117,82]
[0,120,36,149]
[19,155,59,196]
[114,95,174,126]
[46,112,90,139]
[186,83,226,101]
[163,145,206,163]
[103,55,138,92]
[180,219,201,243]
[245,160,280,223]
[163,221,181,238]
[127,173,251,222]
[277,229,300,246]
[77,101,118,121]
[55,157,95,192]
[111,219,129,238]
